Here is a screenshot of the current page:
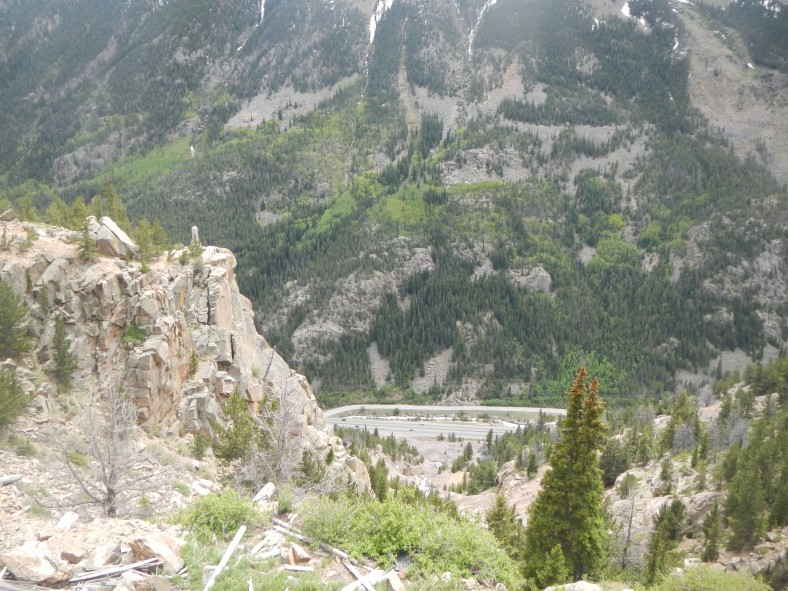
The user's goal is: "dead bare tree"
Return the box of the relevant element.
[220,379,344,495]
[228,383,305,490]
[59,383,157,517]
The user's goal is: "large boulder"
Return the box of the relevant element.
[0,540,74,585]
[96,217,138,259]
[130,533,185,573]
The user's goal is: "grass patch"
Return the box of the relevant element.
[122,324,147,345]
[8,435,37,457]
[66,451,89,468]
[651,566,771,591]
[171,481,190,495]
[96,137,192,188]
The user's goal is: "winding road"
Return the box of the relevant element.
[323,404,565,441]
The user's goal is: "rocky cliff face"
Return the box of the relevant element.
[0,217,369,490]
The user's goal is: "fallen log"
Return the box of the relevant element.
[203,526,246,591]
[68,558,162,583]
[282,565,313,573]
[271,520,349,560]
[339,568,393,591]
[341,560,376,591]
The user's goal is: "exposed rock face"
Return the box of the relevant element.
[507,266,553,294]
[0,218,367,490]
[264,236,434,369]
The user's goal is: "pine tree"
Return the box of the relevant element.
[79,219,97,261]
[0,280,29,359]
[701,503,721,562]
[645,499,686,584]
[726,463,766,551]
[486,492,526,563]
[134,217,154,271]
[523,367,607,583]
[101,182,131,232]
[0,368,28,428]
[369,458,389,502]
[69,196,91,230]
[51,315,76,391]
[526,451,538,477]
[534,545,571,588]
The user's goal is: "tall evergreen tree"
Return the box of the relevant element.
[523,367,607,583]
[78,219,97,262]
[486,491,526,563]
[0,279,29,359]
[0,368,28,428]
[51,315,76,391]
[701,502,722,562]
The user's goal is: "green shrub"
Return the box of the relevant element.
[122,324,146,345]
[66,451,89,468]
[176,489,261,541]
[617,473,639,498]
[301,485,519,588]
[8,435,36,456]
[652,566,771,591]
[171,481,190,495]
[276,486,294,515]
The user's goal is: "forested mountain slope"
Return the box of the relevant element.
[0,0,786,406]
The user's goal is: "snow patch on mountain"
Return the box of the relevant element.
[468,0,498,60]
[369,0,395,45]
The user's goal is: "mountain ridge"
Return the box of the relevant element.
[0,0,786,405]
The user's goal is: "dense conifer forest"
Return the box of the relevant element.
[0,0,786,406]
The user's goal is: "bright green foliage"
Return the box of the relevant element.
[534,545,571,588]
[301,486,519,588]
[212,391,259,463]
[334,426,422,464]
[744,357,788,404]
[701,503,721,562]
[176,488,260,541]
[134,217,155,269]
[0,280,29,359]
[0,368,28,428]
[485,492,526,564]
[526,451,538,478]
[369,458,389,502]
[645,499,686,585]
[100,182,131,232]
[134,216,170,270]
[600,437,630,487]
[523,367,607,583]
[78,218,97,261]
[726,461,766,551]
[121,324,146,344]
[298,451,325,485]
[659,391,700,452]
[651,565,771,591]
[68,197,91,230]
[51,315,76,391]
[46,196,71,228]
[723,404,787,549]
